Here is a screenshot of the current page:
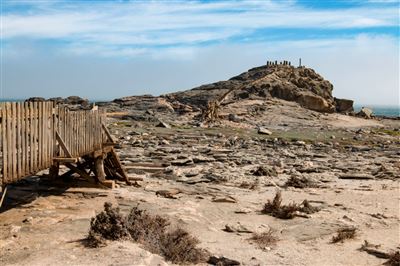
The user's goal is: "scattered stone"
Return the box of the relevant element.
[156,120,171,128]
[212,196,237,203]
[257,127,272,135]
[224,223,253,233]
[234,208,252,214]
[171,158,193,166]
[155,189,181,199]
[208,256,240,266]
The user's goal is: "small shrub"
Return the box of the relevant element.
[299,200,320,214]
[87,202,130,247]
[87,203,208,264]
[252,166,277,177]
[249,229,279,249]
[159,228,209,264]
[126,206,169,243]
[385,251,400,266]
[331,227,357,243]
[262,191,320,219]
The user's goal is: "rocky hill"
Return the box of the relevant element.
[164,62,353,113]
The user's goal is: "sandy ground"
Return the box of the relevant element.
[1,100,399,266]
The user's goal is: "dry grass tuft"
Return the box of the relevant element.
[239,181,259,190]
[331,227,357,243]
[87,202,130,247]
[262,190,320,219]
[285,175,318,188]
[249,229,279,249]
[87,203,208,264]
[252,166,278,177]
[159,228,209,264]
[385,251,400,266]
[126,206,169,243]
[299,200,320,214]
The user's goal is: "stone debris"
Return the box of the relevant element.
[212,196,237,203]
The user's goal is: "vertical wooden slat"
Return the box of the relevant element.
[7,103,12,183]
[20,103,25,176]
[47,102,51,167]
[24,102,29,175]
[2,104,8,185]
[30,102,34,174]
[11,103,17,182]
[38,102,42,169]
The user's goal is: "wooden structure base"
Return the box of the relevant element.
[51,147,130,188]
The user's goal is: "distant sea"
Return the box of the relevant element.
[354,105,399,118]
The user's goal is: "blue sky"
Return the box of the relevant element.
[1,0,399,105]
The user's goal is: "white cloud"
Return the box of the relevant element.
[2,1,398,57]
[2,34,398,105]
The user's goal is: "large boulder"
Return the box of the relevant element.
[297,93,335,113]
[357,107,373,119]
[64,96,89,106]
[334,97,354,113]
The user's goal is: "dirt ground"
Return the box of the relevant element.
[1,100,399,266]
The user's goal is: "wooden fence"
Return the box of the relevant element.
[0,102,107,188]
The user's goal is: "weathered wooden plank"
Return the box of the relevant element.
[20,103,25,176]
[29,102,34,174]
[11,102,17,182]
[53,157,78,163]
[24,102,29,176]
[56,131,73,158]
[2,104,8,185]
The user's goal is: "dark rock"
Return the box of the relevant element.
[339,174,374,180]
[208,256,240,265]
[64,96,89,106]
[228,113,241,122]
[334,97,354,113]
[25,97,45,102]
[48,97,64,104]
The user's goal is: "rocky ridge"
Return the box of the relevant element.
[164,63,351,113]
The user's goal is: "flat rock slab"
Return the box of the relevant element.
[212,196,237,203]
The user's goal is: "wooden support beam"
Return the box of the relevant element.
[92,145,113,158]
[65,163,92,180]
[0,186,7,209]
[56,131,72,158]
[53,157,78,163]
[94,156,107,182]
[49,163,60,178]
[102,123,115,143]
[110,148,131,185]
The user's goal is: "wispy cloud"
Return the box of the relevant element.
[2,0,399,57]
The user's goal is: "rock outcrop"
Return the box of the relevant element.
[113,95,174,112]
[165,64,336,113]
[334,98,354,113]
[25,96,90,110]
